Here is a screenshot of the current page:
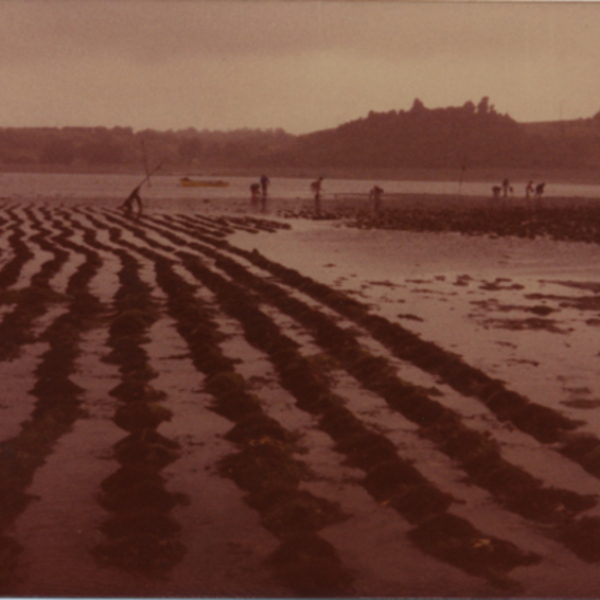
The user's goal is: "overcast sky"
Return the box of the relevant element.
[2,1,600,134]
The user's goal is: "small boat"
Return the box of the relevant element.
[179,177,229,188]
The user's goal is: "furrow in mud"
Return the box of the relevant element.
[108,212,600,565]
[154,214,581,446]
[34,207,87,293]
[160,213,232,239]
[166,219,600,484]
[87,239,189,578]
[0,217,105,590]
[89,211,548,591]
[6,205,597,594]
[0,210,70,362]
[177,249,549,589]
[87,218,357,597]
[0,212,34,289]
[9,208,57,289]
[203,250,600,563]
[234,247,593,442]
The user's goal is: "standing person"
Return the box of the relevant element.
[311,176,324,215]
[120,185,143,218]
[502,178,511,198]
[369,185,384,212]
[260,174,270,195]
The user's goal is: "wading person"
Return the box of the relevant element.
[120,185,143,218]
[369,185,384,213]
[311,176,324,215]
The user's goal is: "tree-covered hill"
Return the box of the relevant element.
[278,98,600,171]
[2,98,600,173]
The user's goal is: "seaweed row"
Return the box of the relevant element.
[44,209,104,316]
[160,213,230,239]
[0,213,103,590]
[179,249,546,590]
[347,204,600,242]
[0,209,51,360]
[99,210,544,590]
[236,243,600,492]
[220,215,292,234]
[136,212,600,563]
[58,212,191,575]
[196,227,600,475]
[215,232,600,562]
[0,212,34,288]
[89,218,355,597]
[78,225,189,577]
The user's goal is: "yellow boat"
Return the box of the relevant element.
[179,177,229,188]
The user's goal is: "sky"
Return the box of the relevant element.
[2,0,600,134]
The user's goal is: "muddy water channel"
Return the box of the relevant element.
[2,200,600,597]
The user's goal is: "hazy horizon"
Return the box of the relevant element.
[3,1,600,134]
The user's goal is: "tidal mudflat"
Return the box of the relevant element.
[2,195,600,597]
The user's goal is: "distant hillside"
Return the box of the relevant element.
[2,99,600,174]
[274,98,600,171]
[289,98,521,169]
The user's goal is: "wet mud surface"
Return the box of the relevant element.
[2,200,600,596]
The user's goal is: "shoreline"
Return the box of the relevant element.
[5,191,598,207]
[4,165,600,186]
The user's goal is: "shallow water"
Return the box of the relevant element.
[231,225,600,413]
[3,171,600,202]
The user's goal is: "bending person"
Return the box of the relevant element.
[120,185,143,218]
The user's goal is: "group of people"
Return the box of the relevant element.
[121,173,385,218]
[250,174,270,212]
[525,180,546,199]
[124,173,552,218]
[250,175,384,214]
[310,178,383,213]
[492,178,545,200]
[250,174,326,213]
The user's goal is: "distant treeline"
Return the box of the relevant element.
[0,126,294,172]
[3,98,600,173]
